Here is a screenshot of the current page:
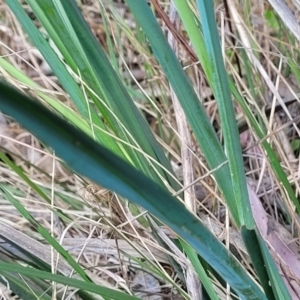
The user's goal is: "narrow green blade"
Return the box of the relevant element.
[0,262,139,300]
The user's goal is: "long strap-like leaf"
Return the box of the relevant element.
[0,81,266,299]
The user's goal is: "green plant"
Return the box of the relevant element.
[0,0,298,299]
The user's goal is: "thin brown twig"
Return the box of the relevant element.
[150,0,200,65]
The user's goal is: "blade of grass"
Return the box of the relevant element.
[6,1,90,122]
[124,0,240,225]
[0,152,74,223]
[0,262,139,300]
[0,80,266,299]
[0,184,91,283]
[195,0,253,228]
[0,270,51,300]
[231,83,300,214]
[241,227,275,299]
[5,0,122,156]
[172,0,212,80]
[173,0,299,217]
[19,0,178,188]
[0,57,91,138]
[165,2,293,296]
[195,1,291,296]
[0,152,50,203]
[181,240,219,300]
[257,232,292,300]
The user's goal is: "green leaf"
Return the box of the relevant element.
[0,184,91,283]
[0,80,266,299]
[241,227,275,299]
[20,0,178,187]
[0,262,139,300]
[257,233,292,300]
[5,0,123,157]
[264,10,280,30]
[181,240,219,300]
[195,0,253,228]
[124,0,240,226]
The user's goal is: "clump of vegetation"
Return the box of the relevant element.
[0,0,300,299]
